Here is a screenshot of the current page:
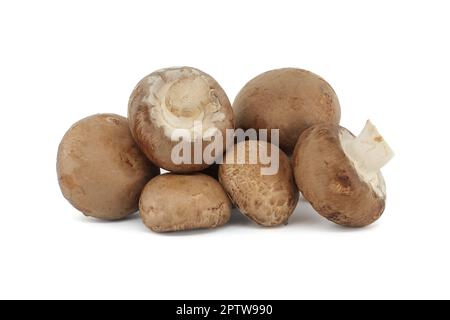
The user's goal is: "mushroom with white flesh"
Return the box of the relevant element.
[128,67,235,173]
[292,121,394,227]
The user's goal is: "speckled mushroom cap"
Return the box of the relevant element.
[219,140,299,227]
[139,173,231,232]
[292,124,387,227]
[57,114,160,220]
[233,68,341,154]
[128,67,235,173]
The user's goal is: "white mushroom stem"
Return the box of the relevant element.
[145,67,226,142]
[344,120,394,175]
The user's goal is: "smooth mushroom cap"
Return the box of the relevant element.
[57,114,160,220]
[219,140,299,227]
[128,67,235,173]
[292,123,390,227]
[139,173,231,232]
[234,68,341,154]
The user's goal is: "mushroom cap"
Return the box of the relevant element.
[128,67,235,173]
[139,173,231,232]
[57,114,160,220]
[219,140,299,227]
[292,124,386,227]
[233,68,340,154]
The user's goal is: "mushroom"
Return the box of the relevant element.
[139,173,231,232]
[57,114,160,220]
[219,140,299,227]
[233,68,341,154]
[128,67,235,173]
[292,121,394,227]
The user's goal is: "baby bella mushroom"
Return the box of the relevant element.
[233,68,341,154]
[292,121,394,227]
[139,173,231,232]
[128,67,235,173]
[57,114,160,220]
[219,140,299,227]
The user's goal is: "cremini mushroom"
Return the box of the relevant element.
[233,68,341,154]
[57,114,160,220]
[139,173,231,232]
[292,121,394,227]
[128,67,235,172]
[219,140,299,227]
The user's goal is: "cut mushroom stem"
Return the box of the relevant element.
[342,120,394,175]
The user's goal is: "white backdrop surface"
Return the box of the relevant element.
[0,0,449,299]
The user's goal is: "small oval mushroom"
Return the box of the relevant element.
[233,68,341,154]
[57,114,160,220]
[219,140,299,227]
[128,67,235,173]
[140,173,231,232]
[292,121,394,227]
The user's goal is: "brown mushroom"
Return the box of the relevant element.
[57,114,160,220]
[128,67,235,173]
[219,140,299,227]
[292,121,394,227]
[233,68,341,154]
[139,173,231,232]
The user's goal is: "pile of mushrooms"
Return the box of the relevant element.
[57,66,394,232]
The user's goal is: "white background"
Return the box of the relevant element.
[1,0,449,300]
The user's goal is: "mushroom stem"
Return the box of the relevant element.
[345,120,394,174]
